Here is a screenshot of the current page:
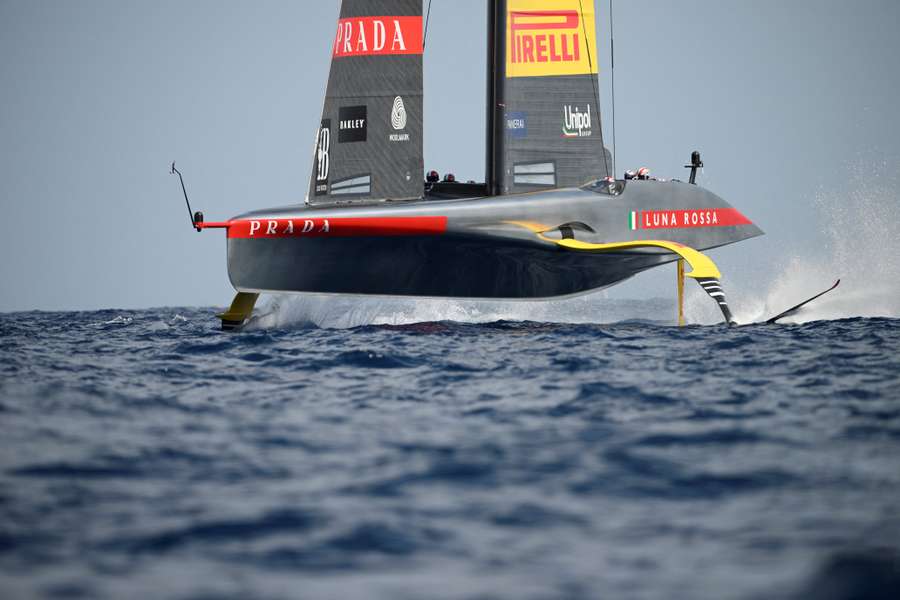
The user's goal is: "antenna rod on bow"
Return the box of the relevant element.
[685,151,703,185]
[170,162,203,232]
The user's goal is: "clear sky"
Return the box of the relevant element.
[1,0,899,312]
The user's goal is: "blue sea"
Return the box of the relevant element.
[1,304,899,600]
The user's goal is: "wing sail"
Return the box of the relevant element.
[489,0,611,195]
[308,0,424,206]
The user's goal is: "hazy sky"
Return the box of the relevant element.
[1,0,899,312]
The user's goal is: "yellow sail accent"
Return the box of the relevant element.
[506,0,600,79]
[503,220,722,280]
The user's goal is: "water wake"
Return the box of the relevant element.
[689,166,900,325]
[247,293,673,330]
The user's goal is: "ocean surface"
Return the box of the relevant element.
[1,300,900,600]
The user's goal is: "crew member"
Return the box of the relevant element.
[426,170,440,184]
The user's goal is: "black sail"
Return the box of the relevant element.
[308,0,424,205]
[488,0,610,195]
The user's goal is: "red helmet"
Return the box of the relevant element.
[637,167,650,179]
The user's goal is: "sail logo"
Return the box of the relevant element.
[506,112,528,138]
[562,104,592,137]
[333,16,423,58]
[338,105,367,143]
[629,209,754,230]
[314,119,330,195]
[506,1,599,78]
[391,96,407,130]
[389,96,410,142]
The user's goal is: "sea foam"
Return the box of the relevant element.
[688,164,900,325]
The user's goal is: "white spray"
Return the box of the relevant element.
[245,292,676,330]
[687,164,900,325]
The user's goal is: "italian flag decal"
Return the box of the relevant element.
[630,211,639,231]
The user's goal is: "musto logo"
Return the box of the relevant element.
[507,0,598,78]
[333,16,423,57]
[562,104,591,137]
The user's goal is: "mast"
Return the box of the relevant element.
[485,0,506,196]
[307,1,424,206]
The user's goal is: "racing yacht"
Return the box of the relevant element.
[176,0,763,329]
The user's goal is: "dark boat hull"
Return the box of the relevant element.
[228,234,675,298]
[225,180,764,299]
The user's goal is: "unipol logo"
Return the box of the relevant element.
[315,119,330,195]
[506,1,598,78]
[562,104,591,137]
[333,16,423,58]
[389,96,410,142]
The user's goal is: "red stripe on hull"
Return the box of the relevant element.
[637,208,752,230]
[225,217,447,239]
